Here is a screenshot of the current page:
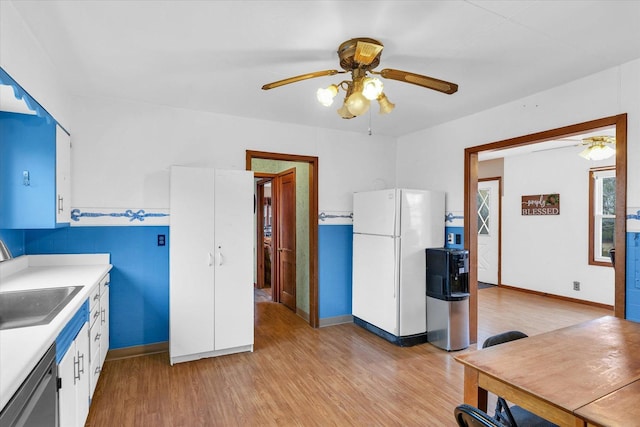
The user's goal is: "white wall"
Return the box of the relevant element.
[68,95,396,213]
[397,59,640,210]
[397,59,640,304]
[0,1,71,127]
[502,149,614,304]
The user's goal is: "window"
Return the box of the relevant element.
[589,167,615,265]
[477,188,490,235]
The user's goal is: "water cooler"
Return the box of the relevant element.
[425,248,470,351]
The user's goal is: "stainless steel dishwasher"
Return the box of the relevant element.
[0,343,57,427]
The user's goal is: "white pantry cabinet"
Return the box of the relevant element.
[169,167,254,365]
[58,322,90,427]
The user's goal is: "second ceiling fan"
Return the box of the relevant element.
[262,37,459,119]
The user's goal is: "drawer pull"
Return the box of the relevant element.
[95,333,101,342]
[93,311,100,320]
[93,293,100,301]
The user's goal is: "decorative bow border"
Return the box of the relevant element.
[71,209,169,222]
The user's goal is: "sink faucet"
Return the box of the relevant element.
[0,239,13,262]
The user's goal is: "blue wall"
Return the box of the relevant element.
[318,225,353,319]
[0,229,25,257]
[25,226,169,349]
[626,233,640,322]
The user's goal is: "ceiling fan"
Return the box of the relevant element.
[261,37,459,119]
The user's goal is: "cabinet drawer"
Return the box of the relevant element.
[89,320,101,359]
[89,285,101,327]
[100,274,110,294]
[89,357,100,398]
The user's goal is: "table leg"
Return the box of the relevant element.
[463,365,488,411]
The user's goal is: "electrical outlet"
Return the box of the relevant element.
[573,281,580,291]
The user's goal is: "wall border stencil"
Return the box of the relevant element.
[627,207,640,233]
[318,211,353,225]
[445,211,464,227]
[71,208,169,226]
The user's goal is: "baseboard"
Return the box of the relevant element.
[319,314,353,327]
[498,283,614,310]
[106,341,168,361]
[296,307,310,322]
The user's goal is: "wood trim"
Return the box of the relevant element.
[465,150,479,344]
[246,150,320,328]
[106,342,168,361]
[498,283,614,310]
[464,114,627,341]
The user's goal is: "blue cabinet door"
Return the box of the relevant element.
[0,111,61,229]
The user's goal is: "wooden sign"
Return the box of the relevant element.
[521,194,560,215]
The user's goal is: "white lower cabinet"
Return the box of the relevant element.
[89,274,110,397]
[169,167,254,364]
[58,322,90,427]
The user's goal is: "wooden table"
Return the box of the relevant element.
[454,316,640,426]
[574,379,640,427]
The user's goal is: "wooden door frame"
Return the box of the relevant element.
[246,150,319,328]
[465,114,627,344]
[477,177,502,287]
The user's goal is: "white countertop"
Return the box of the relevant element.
[0,254,112,410]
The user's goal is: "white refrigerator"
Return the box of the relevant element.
[352,188,445,345]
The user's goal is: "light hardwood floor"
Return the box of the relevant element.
[85,287,611,427]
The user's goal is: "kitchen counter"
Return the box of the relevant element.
[0,254,112,411]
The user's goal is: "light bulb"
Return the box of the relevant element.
[316,85,338,107]
[345,91,370,116]
[337,102,355,119]
[362,78,383,100]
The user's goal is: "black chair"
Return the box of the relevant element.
[454,404,506,427]
[481,331,558,427]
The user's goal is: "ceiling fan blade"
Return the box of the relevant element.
[262,70,342,90]
[378,68,458,94]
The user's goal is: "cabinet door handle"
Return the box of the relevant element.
[78,353,85,375]
[58,195,64,213]
[101,308,106,323]
[95,333,101,342]
[95,367,101,375]
[73,357,80,383]
[93,293,100,301]
[217,246,223,266]
[93,311,100,321]
[208,252,213,266]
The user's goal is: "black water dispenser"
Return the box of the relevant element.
[425,248,470,351]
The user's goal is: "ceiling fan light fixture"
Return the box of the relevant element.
[345,91,370,116]
[337,102,355,119]
[377,93,395,114]
[316,84,338,107]
[579,143,615,161]
[362,77,383,100]
[579,136,616,161]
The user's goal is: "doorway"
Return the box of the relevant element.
[477,178,501,286]
[247,150,319,328]
[464,114,627,344]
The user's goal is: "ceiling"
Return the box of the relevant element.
[6,1,640,138]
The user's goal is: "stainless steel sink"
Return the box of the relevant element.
[0,286,83,330]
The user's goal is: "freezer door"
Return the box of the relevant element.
[353,189,398,236]
[352,233,399,335]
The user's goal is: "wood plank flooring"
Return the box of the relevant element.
[85,287,611,427]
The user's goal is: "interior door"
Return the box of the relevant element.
[274,168,296,311]
[477,179,500,285]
